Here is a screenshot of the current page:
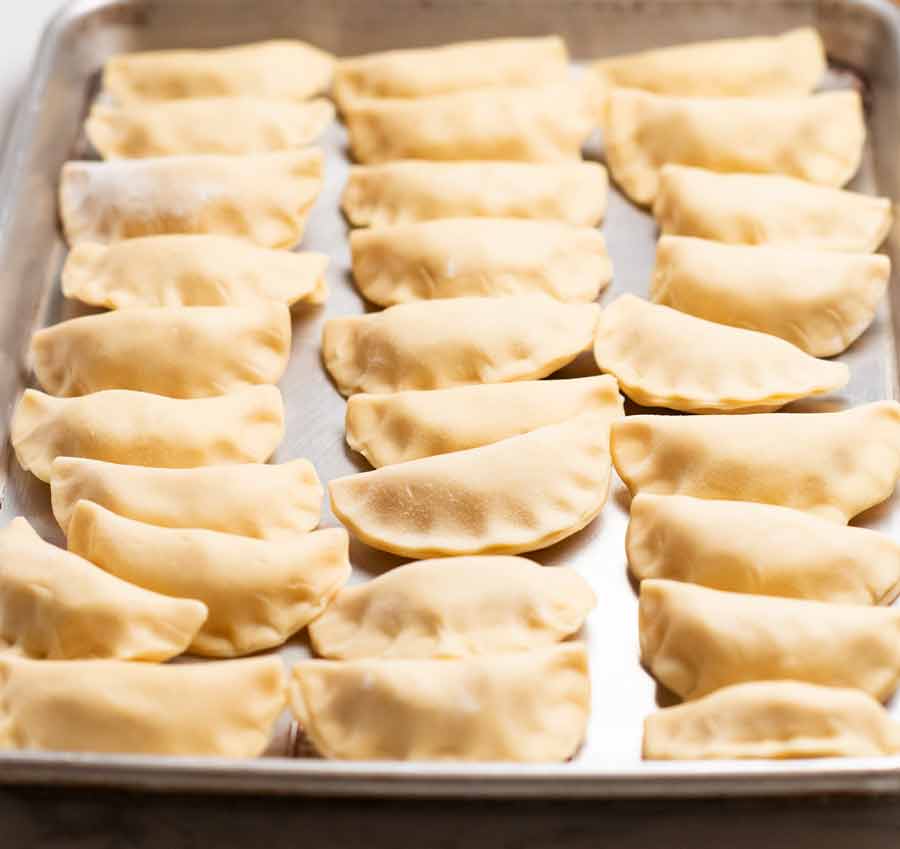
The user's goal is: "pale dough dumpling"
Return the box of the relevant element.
[611,402,900,523]
[593,295,848,413]
[59,150,323,248]
[309,556,595,659]
[605,90,864,205]
[344,83,596,163]
[63,236,328,309]
[640,579,900,700]
[628,494,900,605]
[644,682,900,760]
[103,40,335,103]
[329,412,612,558]
[654,165,892,252]
[351,218,612,305]
[651,236,890,357]
[322,296,599,396]
[290,644,590,761]
[592,28,825,97]
[0,655,285,756]
[342,160,608,227]
[346,375,623,467]
[68,501,350,658]
[12,385,284,483]
[50,457,322,540]
[0,517,207,661]
[32,303,290,398]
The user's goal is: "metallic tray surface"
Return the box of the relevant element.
[1,0,899,798]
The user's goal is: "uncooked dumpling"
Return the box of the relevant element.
[628,494,900,605]
[32,303,290,398]
[68,501,350,658]
[342,160,608,227]
[0,517,206,661]
[290,644,590,761]
[322,295,599,396]
[51,456,322,540]
[654,165,892,252]
[639,579,900,700]
[0,655,285,756]
[593,294,848,412]
[329,412,612,557]
[63,235,328,308]
[605,90,863,205]
[351,218,611,305]
[644,681,900,760]
[11,385,284,483]
[611,402,900,522]
[59,150,323,248]
[651,236,890,356]
[346,375,623,467]
[309,556,595,659]
[592,28,825,97]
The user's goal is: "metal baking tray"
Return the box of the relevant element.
[0,0,899,798]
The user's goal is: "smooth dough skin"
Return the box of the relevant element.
[643,682,900,760]
[31,303,290,399]
[650,236,890,357]
[0,517,207,662]
[341,160,608,227]
[329,412,612,558]
[654,165,893,252]
[322,295,600,396]
[290,644,590,761]
[50,457,322,540]
[0,655,286,757]
[611,401,900,523]
[639,579,900,701]
[592,28,825,97]
[350,218,612,305]
[627,494,900,605]
[346,375,623,467]
[593,294,848,413]
[11,385,284,483]
[308,556,595,659]
[63,236,328,309]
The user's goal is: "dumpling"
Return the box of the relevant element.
[639,579,900,700]
[0,517,206,661]
[322,296,599,396]
[59,150,323,248]
[11,385,284,483]
[346,375,623,467]
[644,681,900,760]
[63,235,328,309]
[103,40,334,103]
[605,90,863,205]
[290,644,589,761]
[593,295,848,413]
[309,556,595,659]
[341,160,608,227]
[350,218,611,305]
[329,412,612,557]
[592,28,825,97]
[50,457,322,540]
[627,494,900,605]
[31,303,290,398]
[650,236,890,357]
[611,402,900,523]
[654,165,892,252]
[333,36,568,109]
[344,83,596,163]
[67,501,350,658]
[0,655,285,756]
